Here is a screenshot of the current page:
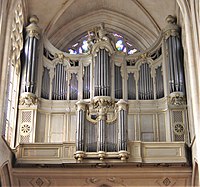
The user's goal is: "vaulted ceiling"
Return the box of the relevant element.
[27,0,177,51]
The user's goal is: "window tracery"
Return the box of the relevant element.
[67,25,139,55]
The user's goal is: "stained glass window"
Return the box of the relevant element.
[66,31,139,55]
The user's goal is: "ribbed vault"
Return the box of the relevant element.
[49,9,158,51]
[27,0,176,51]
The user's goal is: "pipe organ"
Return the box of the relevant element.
[16,16,189,162]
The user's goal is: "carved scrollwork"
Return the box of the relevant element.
[85,176,125,187]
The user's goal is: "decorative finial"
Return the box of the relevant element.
[26,15,40,39]
[166,15,176,24]
[29,15,39,24]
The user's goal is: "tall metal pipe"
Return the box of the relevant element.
[117,100,128,151]
[146,64,149,99]
[30,38,37,93]
[163,15,185,94]
[172,37,179,91]
[105,53,107,96]
[22,16,40,94]
[75,101,86,160]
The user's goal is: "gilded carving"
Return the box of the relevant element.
[74,151,85,161]
[93,96,115,114]
[169,92,186,106]
[118,150,129,161]
[19,92,38,106]
[98,151,106,160]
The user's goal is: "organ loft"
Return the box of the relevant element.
[14,15,188,163]
[1,0,199,186]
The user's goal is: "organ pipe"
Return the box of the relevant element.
[138,63,154,100]
[75,101,86,160]
[22,16,40,94]
[83,65,90,99]
[52,64,67,100]
[127,73,136,100]
[85,120,97,152]
[98,119,106,151]
[155,66,164,99]
[117,100,128,151]
[69,73,78,100]
[115,65,122,99]
[106,122,117,152]
[41,67,50,99]
[94,49,110,96]
[164,15,185,93]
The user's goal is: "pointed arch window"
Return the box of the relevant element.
[66,31,139,55]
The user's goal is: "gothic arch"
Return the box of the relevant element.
[47,9,157,51]
[0,162,12,187]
